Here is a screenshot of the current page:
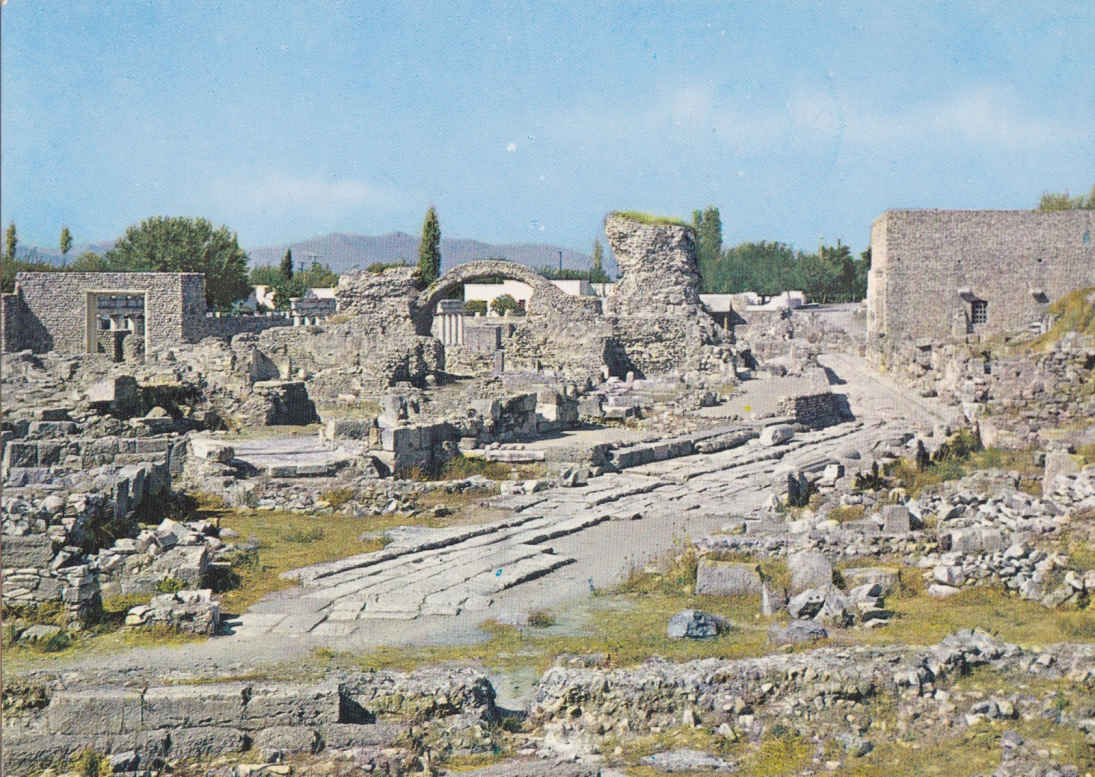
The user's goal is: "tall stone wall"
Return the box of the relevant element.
[602,214,728,377]
[867,209,1095,346]
[6,272,207,354]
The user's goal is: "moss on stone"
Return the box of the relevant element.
[609,210,693,229]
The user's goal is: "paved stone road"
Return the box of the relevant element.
[227,415,913,640]
[17,352,953,675]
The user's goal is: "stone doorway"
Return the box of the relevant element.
[85,290,149,359]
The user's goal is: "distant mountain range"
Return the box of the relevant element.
[16,232,614,276]
[246,232,612,275]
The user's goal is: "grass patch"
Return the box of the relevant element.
[849,583,1093,649]
[2,593,204,669]
[211,509,424,614]
[881,433,1042,498]
[609,210,692,229]
[345,590,776,676]
[609,727,810,777]
[439,454,514,480]
[320,487,355,510]
[280,526,325,543]
[828,504,867,523]
[1029,285,1095,351]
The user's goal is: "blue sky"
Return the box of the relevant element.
[3,1,1093,259]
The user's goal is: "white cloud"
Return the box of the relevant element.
[554,82,1086,157]
[792,85,1087,151]
[506,142,518,152]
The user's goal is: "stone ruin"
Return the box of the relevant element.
[0,211,849,636]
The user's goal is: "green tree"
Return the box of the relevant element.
[5,222,16,262]
[590,239,611,283]
[70,251,110,272]
[490,293,524,316]
[416,207,441,285]
[1038,185,1095,211]
[105,216,250,309]
[295,261,339,289]
[853,247,871,301]
[59,226,73,261]
[279,248,294,280]
[249,265,284,286]
[464,299,487,315]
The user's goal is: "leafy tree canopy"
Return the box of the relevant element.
[105,216,250,309]
[490,293,524,316]
[1038,185,1095,211]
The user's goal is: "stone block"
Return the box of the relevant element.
[141,684,247,730]
[48,688,143,735]
[3,441,38,468]
[946,528,983,554]
[1044,450,1080,491]
[251,726,321,755]
[759,424,794,446]
[840,567,900,595]
[87,376,139,408]
[881,504,911,534]
[149,545,209,588]
[162,726,247,760]
[788,551,832,593]
[189,437,236,463]
[694,560,763,597]
[241,683,340,730]
[2,534,54,567]
[666,609,729,639]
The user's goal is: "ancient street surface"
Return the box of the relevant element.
[223,352,952,646]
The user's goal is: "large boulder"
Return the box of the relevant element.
[666,610,731,639]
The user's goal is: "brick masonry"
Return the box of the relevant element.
[867,209,1095,345]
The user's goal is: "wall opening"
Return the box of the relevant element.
[85,290,149,358]
[971,299,988,326]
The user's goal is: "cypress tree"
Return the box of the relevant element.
[280,248,294,280]
[417,207,441,285]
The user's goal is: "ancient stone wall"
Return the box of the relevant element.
[6,272,207,354]
[1,291,32,351]
[198,312,292,341]
[2,667,498,774]
[602,214,729,377]
[415,260,612,382]
[867,209,1095,346]
[777,392,843,428]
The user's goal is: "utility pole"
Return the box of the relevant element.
[558,250,562,273]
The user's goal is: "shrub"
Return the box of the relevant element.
[40,629,73,653]
[366,261,409,274]
[490,294,524,316]
[154,577,185,594]
[321,487,355,510]
[281,527,325,543]
[526,610,556,628]
[72,748,112,777]
[465,299,487,316]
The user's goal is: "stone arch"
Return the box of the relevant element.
[411,259,575,335]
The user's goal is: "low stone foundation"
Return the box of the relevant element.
[2,667,499,774]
